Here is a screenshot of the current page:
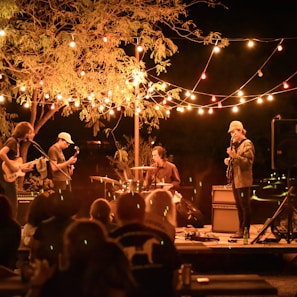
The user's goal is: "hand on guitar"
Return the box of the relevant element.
[68,146,79,174]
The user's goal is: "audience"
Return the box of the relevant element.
[144,189,177,242]
[110,192,181,297]
[30,190,80,265]
[22,192,53,247]
[0,194,21,269]
[26,219,137,297]
[89,198,118,232]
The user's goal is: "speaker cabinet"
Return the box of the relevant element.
[212,185,234,203]
[212,204,239,233]
[271,118,297,171]
[17,193,36,226]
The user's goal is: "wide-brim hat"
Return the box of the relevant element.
[228,120,247,135]
[58,132,74,144]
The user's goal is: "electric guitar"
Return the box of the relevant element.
[69,146,80,171]
[2,157,47,182]
[226,136,234,184]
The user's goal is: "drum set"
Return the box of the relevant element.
[90,166,173,199]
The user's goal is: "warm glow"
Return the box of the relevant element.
[232,106,239,112]
[201,73,206,80]
[257,70,263,77]
[267,94,273,101]
[277,45,283,51]
[198,108,204,114]
[137,45,143,52]
[213,46,220,53]
[69,41,76,48]
[283,82,289,89]
[247,40,254,47]
[0,30,5,36]
[238,90,243,97]
[0,95,4,102]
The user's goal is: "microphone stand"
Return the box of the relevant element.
[28,140,72,180]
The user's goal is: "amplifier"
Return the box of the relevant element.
[212,203,239,233]
[212,185,234,204]
[17,192,37,226]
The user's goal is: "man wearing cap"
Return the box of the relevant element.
[48,132,77,191]
[224,121,255,239]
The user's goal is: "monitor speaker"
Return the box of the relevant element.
[271,118,297,171]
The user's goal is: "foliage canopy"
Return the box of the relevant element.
[0,0,227,136]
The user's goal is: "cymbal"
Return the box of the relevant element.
[90,176,120,185]
[130,166,155,170]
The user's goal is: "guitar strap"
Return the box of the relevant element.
[234,138,247,151]
[16,138,20,158]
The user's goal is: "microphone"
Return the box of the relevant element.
[28,139,41,147]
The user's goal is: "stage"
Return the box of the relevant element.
[175,224,297,275]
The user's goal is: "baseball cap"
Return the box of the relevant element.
[228,120,247,134]
[58,132,74,144]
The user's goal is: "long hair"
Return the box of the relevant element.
[12,122,33,138]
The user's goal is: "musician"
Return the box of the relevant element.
[224,120,255,239]
[0,121,35,217]
[144,146,181,193]
[48,132,77,192]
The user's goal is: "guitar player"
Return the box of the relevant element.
[224,120,255,239]
[48,132,78,192]
[0,121,35,218]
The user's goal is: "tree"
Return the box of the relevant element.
[0,0,227,159]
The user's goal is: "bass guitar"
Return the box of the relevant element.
[2,157,47,182]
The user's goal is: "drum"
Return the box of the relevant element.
[121,179,144,193]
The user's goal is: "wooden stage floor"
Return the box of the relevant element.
[175,224,297,275]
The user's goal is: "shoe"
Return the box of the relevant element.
[230,232,243,239]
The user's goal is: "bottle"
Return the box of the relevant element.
[181,263,192,287]
[243,227,249,245]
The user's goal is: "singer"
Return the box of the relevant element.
[144,146,180,194]
[48,132,77,192]
[224,120,255,239]
[0,121,35,217]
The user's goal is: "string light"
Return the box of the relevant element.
[0,32,296,118]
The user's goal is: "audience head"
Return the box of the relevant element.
[62,219,108,269]
[0,194,14,223]
[145,189,176,226]
[26,193,52,226]
[90,198,111,224]
[49,190,80,218]
[116,192,145,224]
